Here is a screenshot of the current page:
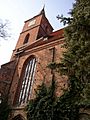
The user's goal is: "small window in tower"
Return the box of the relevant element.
[23,33,30,44]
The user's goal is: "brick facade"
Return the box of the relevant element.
[0,61,17,100]
[0,9,68,120]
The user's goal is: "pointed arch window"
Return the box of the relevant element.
[19,57,36,105]
[12,114,25,120]
[23,33,30,44]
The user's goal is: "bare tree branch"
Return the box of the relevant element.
[0,19,10,40]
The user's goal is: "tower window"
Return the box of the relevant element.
[23,33,30,44]
[18,57,36,105]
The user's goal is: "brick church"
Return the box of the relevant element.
[0,9,67,120]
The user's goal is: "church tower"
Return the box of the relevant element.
[9,8,54,106]
[11,8,53,60]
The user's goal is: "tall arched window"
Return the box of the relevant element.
[23,33,30,44]
[19,57,36,105]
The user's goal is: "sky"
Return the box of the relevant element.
[0,0,74,66]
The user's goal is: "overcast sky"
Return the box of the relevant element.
[0,0,74,65]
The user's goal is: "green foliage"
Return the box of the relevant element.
[57,14,73,25]
[52,0,90,102]
[26,79,56,120]
[0,97,10,120]
[50,0,90,119]
[57,0,90,83]
[26,78,80,120]
[55,92,79,120]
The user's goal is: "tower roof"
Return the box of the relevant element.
[39,6,45,16]
[25,7,46,23]
[24,6,53,31]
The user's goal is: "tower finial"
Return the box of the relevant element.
[43,4,45,9]
[40,5,45,16]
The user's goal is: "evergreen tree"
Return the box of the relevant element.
[50,0,90,102]
[0,96,10,120]
[49,0,90,119]
[61,0,90,83]
[26,79,56,120]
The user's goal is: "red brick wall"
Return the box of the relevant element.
[0,61,17,101]
[9,37,67,105]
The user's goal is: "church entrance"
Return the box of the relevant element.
[12,114,25,120]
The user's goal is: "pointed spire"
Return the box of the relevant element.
[40,5,45,16]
